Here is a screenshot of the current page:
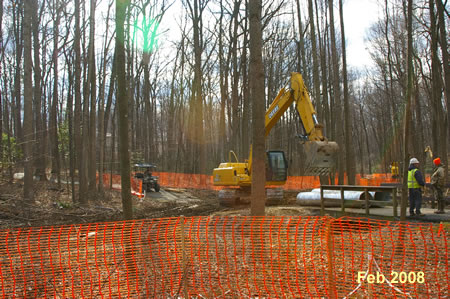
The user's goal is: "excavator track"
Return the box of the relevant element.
[218,187,284,207]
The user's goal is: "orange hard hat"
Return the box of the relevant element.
[433,157,441,166]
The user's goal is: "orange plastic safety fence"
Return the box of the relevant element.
[100,172,400,193]
[0,216,447,298]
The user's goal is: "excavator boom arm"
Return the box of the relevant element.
[265,73,325,141]
[264,72,337,176]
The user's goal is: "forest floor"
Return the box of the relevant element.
[0,176,318,229]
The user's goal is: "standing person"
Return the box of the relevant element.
[431,157,446,214]
[408,158,426,216]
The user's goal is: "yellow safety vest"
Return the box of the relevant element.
[407,168,420,188]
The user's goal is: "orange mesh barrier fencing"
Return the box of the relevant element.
[154,172,218,190]
[0,216,447,298]
[99,172,400,193]
[283,176,321,190]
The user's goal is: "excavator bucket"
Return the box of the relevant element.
[301,141,339,176]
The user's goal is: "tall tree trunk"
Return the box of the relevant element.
[194,0,206,174]
[360,102,372,173]
[328,0,344,184]
[103,50,116,148]
[241,16,250,159]
[429,0,441,159]
[316,0,331,143]
[0,0,3,165]
[110,106,117,190]
[338,0,355,184]
[309,0,327,184]
[231,0,241,156]
[308,0,321,119]
[51,0,61,188]
[356,116,365,176]
[98,78,105,195]
[436,0,449,180]
[185,0,207,174]
[74,0,83,203]
[116,0,132,219]
[81,13,90,204]
[88,0,97,195]
[168,46,180,172]
[143,61,152,161]
[384,0,400,163]
[98,3,112,195]
[413,77,426,168]
[295,0,307,78]
[13,4,23,148]
[436,0,450,181]
[401,0,414,221]
[66,58,76,203]
[218,0,227,161]
[23,0,34,201]
[249,0,266,216]
[32,0,46,180]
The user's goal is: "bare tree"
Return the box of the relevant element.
[249,0,266,216]
[316,0,331,147]
[74,0,84,203]
[295,0,307,77]
[32,0,46,181]
[88,0,97,195]
[308,0,321,118]
[309,0,329,184]
[436,1,448,118]
[13,2,23,147]
[230,0,242,156]
[116,0,133,219]
[328,0,344,184]
[185,0,207,174]
[436,0,449,180]
[0,0,3,164]
[218,0,229,162]
[338,0,355,184]
[98,1,114,195]
[240,12,250,160]
[23,0,34,201]
[50,0,61,187]
[401,0,414,221]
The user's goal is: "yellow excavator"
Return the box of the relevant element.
[213,72,339,205]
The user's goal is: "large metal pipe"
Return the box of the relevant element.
[296,188,391,207]
[297,189,375,201]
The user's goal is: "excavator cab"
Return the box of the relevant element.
[266,151,288,182]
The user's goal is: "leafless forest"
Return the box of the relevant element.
[0,0,448,206]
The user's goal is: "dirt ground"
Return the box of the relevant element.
[0,178,318,229]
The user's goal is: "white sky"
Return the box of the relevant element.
[343,0,381,69]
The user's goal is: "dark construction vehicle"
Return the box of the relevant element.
[134,163,160,192]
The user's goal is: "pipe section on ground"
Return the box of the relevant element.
[296,189,380,207]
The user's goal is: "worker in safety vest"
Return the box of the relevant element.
[431,157,446,214]
[408,158,425,216]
